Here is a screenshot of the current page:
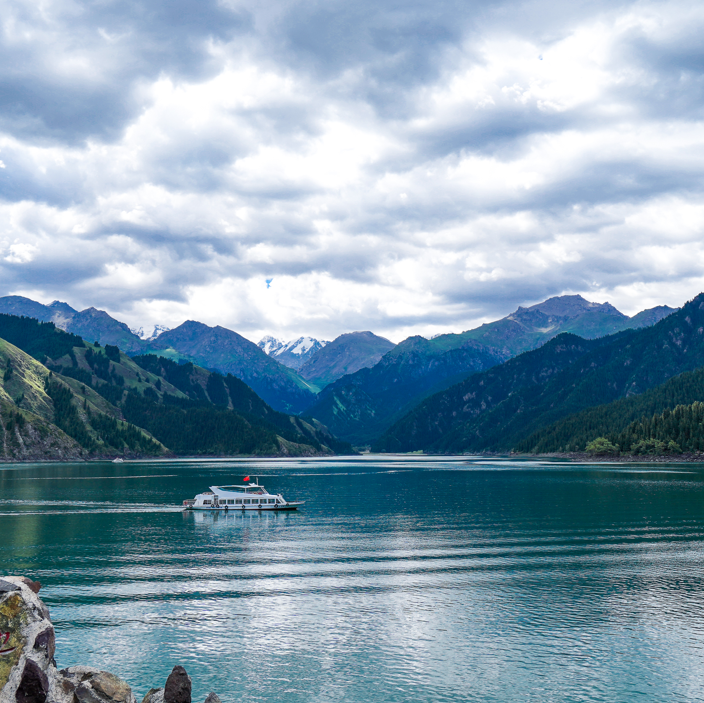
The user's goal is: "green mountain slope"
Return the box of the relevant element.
[147,320,318,414]
[0,315,351,458]
[305,295,675,446]
[375,292,704,453]
[298,331,396,388]
[305,337,508,445]
[515,365,704,454]
[0,297,317,414]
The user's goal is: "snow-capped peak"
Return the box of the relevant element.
[258,336,285,355]
[280,336,326,356]
[148,324,170,341]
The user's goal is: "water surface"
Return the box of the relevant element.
[2,456,704,702]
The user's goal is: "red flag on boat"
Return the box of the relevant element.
[244,476,250,482]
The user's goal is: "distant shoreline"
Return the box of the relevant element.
[513,451,704,463]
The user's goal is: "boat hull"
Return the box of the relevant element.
[186,502,304,512]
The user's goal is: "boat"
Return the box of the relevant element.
[112,458,124,463]
[182,478,304,511]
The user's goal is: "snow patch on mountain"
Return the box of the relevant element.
[131,324,171,341]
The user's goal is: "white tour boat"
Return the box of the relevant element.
[182,477,304,511]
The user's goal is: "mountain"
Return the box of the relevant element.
[303,337,507,446]
[515,365,704,454]
[132,324,171,341]
[272,337,329,370]
[298,331,396,388]
[147,321,318,413]
[450,295,676,357]
[0,314,351,459]
[258,336,284,356]
[0,296,145,353]
[258,336,330,370]
[304,296,676,446]
[0,297,316,413]
[374,293,704,454]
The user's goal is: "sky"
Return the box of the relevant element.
[1,0,703,343]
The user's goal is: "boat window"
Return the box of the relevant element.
[235,499,242,504]
[204,500,211,505]
[227,499,234,504]
[244,499,251,504]
[268,499,275,504]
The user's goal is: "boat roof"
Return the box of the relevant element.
[212,484,265,490]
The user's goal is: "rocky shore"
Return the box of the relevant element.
[0,577,219,703]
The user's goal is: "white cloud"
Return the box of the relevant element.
[0,0,703,340]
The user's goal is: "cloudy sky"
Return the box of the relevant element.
[1,0,703,343]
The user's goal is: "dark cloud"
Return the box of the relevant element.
[0,0,250,144]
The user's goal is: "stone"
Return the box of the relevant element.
[16,582,39,596]
[0,578,56,703]
[31,630,54,663]
[59,668,136,703]
[15,660,48,703]
[203,694,221,703]
[163,667,191,703]
[141,688,163,703]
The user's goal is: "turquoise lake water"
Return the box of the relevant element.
[2,456,704,702]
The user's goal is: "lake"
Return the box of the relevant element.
[2,456,704,702]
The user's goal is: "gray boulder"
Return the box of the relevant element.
[58,667,136,703]
[141,688,164,703]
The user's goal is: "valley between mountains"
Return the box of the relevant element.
[1,292,703,460]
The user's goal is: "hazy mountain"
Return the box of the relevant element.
[258,336,329,370]
[148,321,318,413]
[374,293,704,454]
[0,296,145,353]
[304,295,677,446]
[298,331,396,388]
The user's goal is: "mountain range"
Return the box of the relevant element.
[0,292,682,456]
[303,295,676,445]
[0,314,352,461]
[373,294,701,454]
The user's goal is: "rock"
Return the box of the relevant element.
[0,577,56,703]
[203,694,221,703]
[163,667,191,703]
[17,581,40,596]
[141,688,164,703]
[58,668,136,703]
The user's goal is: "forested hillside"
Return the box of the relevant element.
[516,366,704,453]
[0,315,352,459]
[306,295,675,446]
[375,293,704,453]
